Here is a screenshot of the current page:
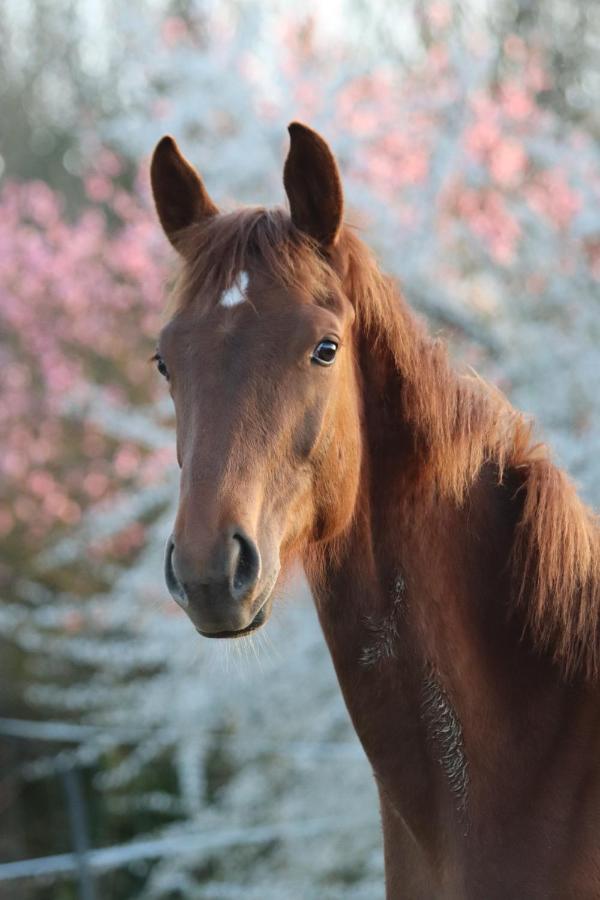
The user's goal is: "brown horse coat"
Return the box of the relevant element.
[151,123,600,898]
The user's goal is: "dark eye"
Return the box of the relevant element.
[153,353,169,380]
[311,339,338,367]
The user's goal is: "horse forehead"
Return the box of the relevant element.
[163,271,332,353]
[236,270,312,311]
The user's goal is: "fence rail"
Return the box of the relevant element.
[0,717,371,894]
[0,816,358,882]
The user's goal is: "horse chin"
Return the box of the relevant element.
[196,595,273,640]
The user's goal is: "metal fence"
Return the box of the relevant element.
[0,718,369,899]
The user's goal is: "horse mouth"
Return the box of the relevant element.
[196,602,269,640]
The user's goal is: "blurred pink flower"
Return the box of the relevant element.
[161,16,189,48]
[84,174,113,203]
[525,169,581,229]
[500,82,535,122]
[489,138,527,188]
[97,149,123,178]
[503,34,526,62]
[83,471,110,499]
[449,184,521,265]
[427,1,452,30]
[466,119,501,160]
[114,444,142,478]
[28,471,58,497]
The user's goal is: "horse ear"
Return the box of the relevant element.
[150,135,218,250]
[283,122,343,248]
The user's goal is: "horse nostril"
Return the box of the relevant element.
[231,530,261,600]
[165,537,188,607]
[166,530,261,613]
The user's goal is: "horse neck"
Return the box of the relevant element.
[304,281,569,860]
[307,282,522,667]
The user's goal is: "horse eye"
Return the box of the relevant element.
[311,340,338,367]
[154,354,169,380]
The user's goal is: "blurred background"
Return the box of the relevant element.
[1,1,599,897]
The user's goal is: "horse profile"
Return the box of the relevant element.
[150,122,600,898]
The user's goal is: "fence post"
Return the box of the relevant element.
[60,764,97,900]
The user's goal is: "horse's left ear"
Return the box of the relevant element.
[283,122,343,248]
[150,135,218,251]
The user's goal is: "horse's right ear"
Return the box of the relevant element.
[150,136,218,250]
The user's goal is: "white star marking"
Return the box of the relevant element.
[220,271,249,308]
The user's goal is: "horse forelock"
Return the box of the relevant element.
[168,207,335,314]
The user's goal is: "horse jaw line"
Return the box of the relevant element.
[220,270,249,307]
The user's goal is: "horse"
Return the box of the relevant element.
[149,122,600,898]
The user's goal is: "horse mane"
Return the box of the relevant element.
[341,229,600,682]
[172,207,600,681]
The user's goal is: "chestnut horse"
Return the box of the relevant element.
[150,123,600,898]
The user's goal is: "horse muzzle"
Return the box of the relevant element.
[164,530,275,637]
